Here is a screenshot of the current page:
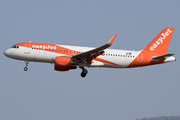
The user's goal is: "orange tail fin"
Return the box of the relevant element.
[143,27,175,56]
[128,27,175,68]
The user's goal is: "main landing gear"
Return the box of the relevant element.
[80,67,88,78]
[24,61,29,71]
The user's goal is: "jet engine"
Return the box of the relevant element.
[54,56,76,71]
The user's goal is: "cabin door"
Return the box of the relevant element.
[137,53,143,63]
[24,44,30,54]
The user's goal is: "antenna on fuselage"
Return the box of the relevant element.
[29,41,31,43]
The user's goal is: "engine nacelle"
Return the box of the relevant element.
[54,56,72,71]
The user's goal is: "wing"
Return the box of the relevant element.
[72,34,117,65]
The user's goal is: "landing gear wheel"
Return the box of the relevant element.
[24,61,29,71]
[24,67,28,71]
[80,68,88,78]
[81,72,86,77]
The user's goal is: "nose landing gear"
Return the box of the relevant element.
[24,61,28,71]
[80,67,88,78]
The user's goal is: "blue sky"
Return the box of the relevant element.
[1,1,180,120]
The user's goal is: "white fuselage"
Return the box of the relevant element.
[4,45,141,68]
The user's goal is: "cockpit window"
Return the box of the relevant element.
[11,46,19,49]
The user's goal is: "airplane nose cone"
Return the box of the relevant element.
[4,49,11,57]
[4,50,8,56]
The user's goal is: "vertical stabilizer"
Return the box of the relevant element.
[128,27,175,68]
[143,27,175,56]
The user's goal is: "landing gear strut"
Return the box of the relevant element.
[24,61,29,71]
[80,67,88,78]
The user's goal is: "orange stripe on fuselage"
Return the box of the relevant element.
[94,58,120,66]
[127,51,164,68]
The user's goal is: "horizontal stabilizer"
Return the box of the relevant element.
[152,54,174,61]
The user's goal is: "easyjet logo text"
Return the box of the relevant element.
[150,29,172,51]
[32,45,56,49]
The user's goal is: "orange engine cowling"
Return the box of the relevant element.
[54,56,72,71]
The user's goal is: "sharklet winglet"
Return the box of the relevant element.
[108,34,117,45]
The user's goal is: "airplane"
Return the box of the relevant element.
[4,27,176,77]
